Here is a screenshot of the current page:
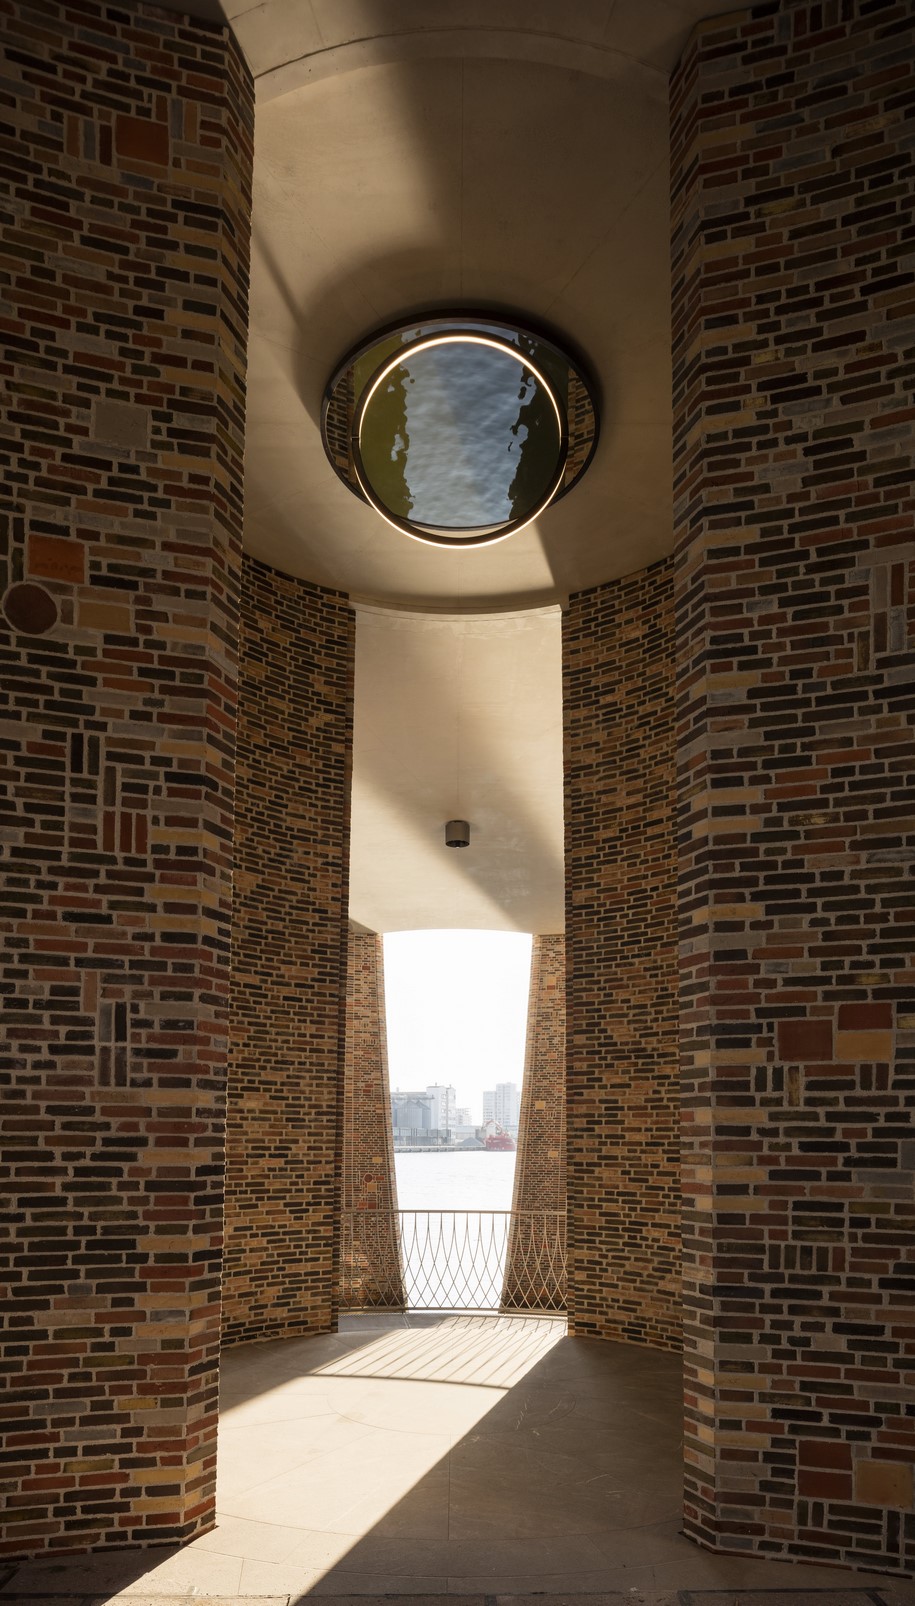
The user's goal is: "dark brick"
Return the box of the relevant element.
[777,1019,835,1062]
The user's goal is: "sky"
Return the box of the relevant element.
[383,929,533,1122]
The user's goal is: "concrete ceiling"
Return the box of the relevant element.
[164,0,735,931]
[232,0,742,613]
[349,606,564,933]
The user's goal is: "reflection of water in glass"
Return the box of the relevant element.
[394,1152,517,1311]
[360,342,560,530]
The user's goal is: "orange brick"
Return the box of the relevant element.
[115,114,169,166]
[28,534,85,585]
[78,600,132,634]
[836,1030,893,1063]
[855,1458,914,1509]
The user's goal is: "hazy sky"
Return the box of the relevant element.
[383,929,533,1122]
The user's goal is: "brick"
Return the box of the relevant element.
[341,929,404,1311]
[798,1468,853,1500]
[777,1019,834,1063]
[77,600,133,634]
[222,557,353,1346]
[672,0,915,1577]
[799,1440,853,1471]
[115,114,169,166]
[1,0,253,1559]
[837,1003,893,1031]
[92,399,150,450]
[503,935,566,1312]
[835,1031,893,1063]
[28,534,85,585]
[855,1459,914,1510]
[2,582,58,636]
[564,561,679,1351]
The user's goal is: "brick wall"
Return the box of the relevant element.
[0,1,252,1557]
[222,555,353,1347]
[672,0,915,1574]
[340,929,403,1309]
[563,562,680,1350]
[503,934,566,1311]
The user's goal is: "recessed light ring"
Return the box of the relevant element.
[322,312,598,550]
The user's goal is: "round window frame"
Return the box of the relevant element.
[322,312,599,550]
[351,331,568,549]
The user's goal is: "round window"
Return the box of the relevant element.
[322,315,597,548]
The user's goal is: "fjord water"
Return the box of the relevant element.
[393,1150,518,1309]
[394,1148,516,1210]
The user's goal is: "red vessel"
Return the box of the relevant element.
[481,1119,516,1153]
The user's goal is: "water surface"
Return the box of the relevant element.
[394,1149,516,1211]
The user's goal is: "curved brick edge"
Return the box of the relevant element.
[502,934,567,1312]
[564,563,681,1352]
[342,929,405,1310]
[0,1,253,1559]
[222,557,354,1347]
[672,0,915,1575]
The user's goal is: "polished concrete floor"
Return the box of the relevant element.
[3,1314,913,1604]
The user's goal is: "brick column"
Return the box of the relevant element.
[0,2,252,1558]
[672,0,915,1574]
[563,563,680,1350]
[222,556,353,1346]
[341,929,404,1309]
[502,934,566,1311]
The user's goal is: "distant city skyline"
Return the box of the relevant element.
[483,1081,521,1136]
[383,930,533,1122]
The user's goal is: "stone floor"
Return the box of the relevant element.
[3,1314,913,1605]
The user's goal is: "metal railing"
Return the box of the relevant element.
[340,1209,566,1313]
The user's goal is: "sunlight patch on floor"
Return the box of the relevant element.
[309,1313,565,1389]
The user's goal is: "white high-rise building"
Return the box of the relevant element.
[482,1081,520,1135]
[425,1083,456,1133]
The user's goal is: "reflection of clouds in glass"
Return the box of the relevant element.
[403,346,534,527]
[361,342,560,532]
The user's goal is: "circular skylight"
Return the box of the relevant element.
[322,315,598,549]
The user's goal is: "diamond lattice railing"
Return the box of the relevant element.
[341,1210,566,1313]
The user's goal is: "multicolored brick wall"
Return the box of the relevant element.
[0,0,252,1557]
[222,555,353,1347]
[503,934,567,1311]
[672,0,915,1574]
[340,928,403,1309]
[563,562,680,1350]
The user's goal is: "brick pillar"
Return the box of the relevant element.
[672,1,915,1574]
[341,929,404,1309]
[0,2,252,1558]
[502,935,566,1311]
[222,556,353,1346]
[563,563,680,1350]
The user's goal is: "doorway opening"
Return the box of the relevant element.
[341,929,566,1315]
